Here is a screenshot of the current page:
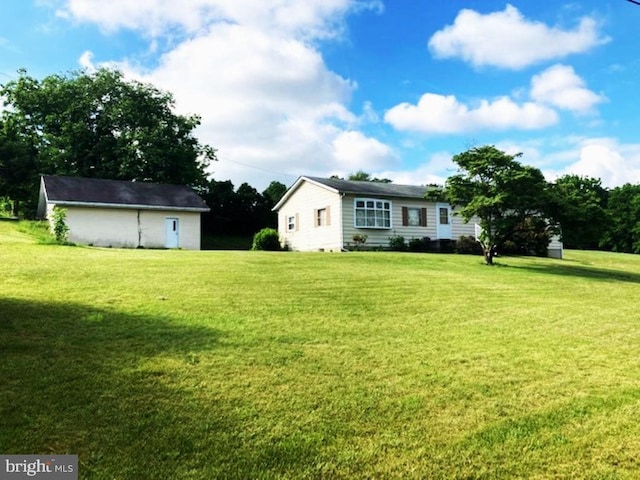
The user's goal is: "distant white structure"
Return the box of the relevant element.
[37,175,210,250]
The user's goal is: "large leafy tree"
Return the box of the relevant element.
[547,175,608,249]
[0,118,39,215]
[600,183,640,253]
[0,68,216,216]
[445,145,550,265]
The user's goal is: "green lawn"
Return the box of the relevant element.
[1,222,640,479]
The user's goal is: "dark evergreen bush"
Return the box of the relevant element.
[455,236,483,255]
[388,236,407,251]
[408,237,431,252]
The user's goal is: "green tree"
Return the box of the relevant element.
[262,181,287,207]
[201,180,285,237]
[445,145,550,265]
[0,118,39,216]
[600,183,640,253]
[234,183,266,235]
[200,180,237,235]
[1,68,216,216]
[260,180,287,229]
[548,175,608,249]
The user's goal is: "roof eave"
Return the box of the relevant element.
[273,176,340,211]
[49,200,210,213]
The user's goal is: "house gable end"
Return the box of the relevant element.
[273,176,340,211]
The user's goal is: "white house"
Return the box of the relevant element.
[274,176,563,258]
[37,175,210,250]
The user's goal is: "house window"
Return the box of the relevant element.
[287,215,296,231]
[439,207,450,225]
[402,206,427,227]
[402,207,427,227]
[407,208,421,226]
[316,207,329,227]
[354,198,391,229]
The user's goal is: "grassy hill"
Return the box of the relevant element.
[1,221,640,478]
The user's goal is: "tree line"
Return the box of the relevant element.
[200,179,286,236]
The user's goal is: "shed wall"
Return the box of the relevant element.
[49,205,202,250]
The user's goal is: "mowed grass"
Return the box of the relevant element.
[1,222,640,479]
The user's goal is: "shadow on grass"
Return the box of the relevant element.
[0,298,320,479]
[505,262,640,284]
[450,388,640,476]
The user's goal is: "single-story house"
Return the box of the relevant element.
[37,175,210,250]
[273,176,563,258]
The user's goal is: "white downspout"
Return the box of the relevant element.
[339,192,345,251]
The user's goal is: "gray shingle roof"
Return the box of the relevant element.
[305,176,429,199]
[41,175,209,212]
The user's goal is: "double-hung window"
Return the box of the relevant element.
[402,206,427,227]
[316,208,328,227]
[354,198,391,228]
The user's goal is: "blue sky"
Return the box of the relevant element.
[1,1,639,190]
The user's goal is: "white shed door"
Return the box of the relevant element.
[165,217,180,248]
[436,203,452,239]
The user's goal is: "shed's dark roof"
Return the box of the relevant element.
[41,175,209,211]
[305,176,429,199]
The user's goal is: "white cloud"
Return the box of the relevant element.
[78,50,95,71]
[59,0,382,40]
[359,101,379,124]
[70,0,391,189]
[428,4,608,70]
[331,130,397,172]
[384,63,605,136]
[384,93,558,134]
[490,137,640,189]
[379,151,455,186]
[531,64,604,114]
[546,138,640,188]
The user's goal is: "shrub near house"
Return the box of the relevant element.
[252,228,282,251]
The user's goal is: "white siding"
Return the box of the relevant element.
[342,196,478,249]
[451,211,479,239]
[342,196,430,248]
[277,182,343,251]
[49,205,202,250]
